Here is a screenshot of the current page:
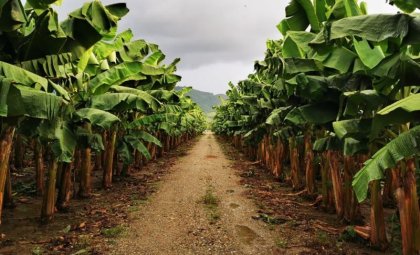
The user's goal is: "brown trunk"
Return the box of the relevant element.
[101,131,107,169]
[304,133,315,195]
[4,166,14,208]
[41,158,58,223]
[14,134,25,169]
[0,126,15,224]
[327,151,344,218]
[157,132,163,158]
[394,159,420,255]
[289,137,301,190]
[369,180,388,250]
[320,151,334,210]
[57,163,72,211]
[95,151,103,171]
[382,170,394,205]
[103,129,117,189]
[343,156,360,222]
[79,145,92,198]
[35,141,45,196]
[134,150,142,169]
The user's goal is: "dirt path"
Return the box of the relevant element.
[112,132,277,255]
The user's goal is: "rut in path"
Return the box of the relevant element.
[112,132,277,255]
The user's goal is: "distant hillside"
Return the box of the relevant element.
[176,86,226,113]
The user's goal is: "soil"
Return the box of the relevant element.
[0,139,194,255]
[0,132,392,254]
[112,132,276,255]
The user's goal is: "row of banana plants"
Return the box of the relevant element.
[213,0,420,254]
[0,0,206,224]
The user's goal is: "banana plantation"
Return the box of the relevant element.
[213,1,420,254]
[0,0,206,229]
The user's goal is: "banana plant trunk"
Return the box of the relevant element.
[95,151,103,171]
[0,126,15,224]
[41,158,58,223]
[57,163,72,211]
[79,145,92,198]
[14,134,25,169]
[343,155,360,222]
[321,151,334,211]
[103,129,117,189]
[304,132,315,195]
[369,180,388,250]
[289,136,301,190]
[327,150,344,218]
[394,159,420,255]
[4,166,14,208]
[35,141,45,196]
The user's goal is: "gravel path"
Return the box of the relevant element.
[112,132,277,255]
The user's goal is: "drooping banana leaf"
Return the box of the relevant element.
[311,14,417,44]
[285,103,339,125]
[0,0,26,32]
[74,108,120,129]
[282,31,316,58]
[371,93,420,139]
[353,38,386,69]
[26,0,62,9]
[313,135,342,152]
[38,119,76,163]
[0,61,49,90]
[89,62,165,95]
[353,125,420,202]
[129,130,162,147]
[389,0,420,13]
[5,84,64,120]
[333,118,371,140]
[277,0,320,36]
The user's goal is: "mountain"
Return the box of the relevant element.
[176,86,226,113]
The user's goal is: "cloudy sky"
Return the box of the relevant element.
[57,0,399,94]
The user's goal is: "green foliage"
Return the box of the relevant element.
[101,226,125,238]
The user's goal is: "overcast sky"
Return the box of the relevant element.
[57,0,399,94]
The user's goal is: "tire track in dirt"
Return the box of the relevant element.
[112,132,277,255]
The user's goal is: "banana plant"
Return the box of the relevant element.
[213,0,420,253]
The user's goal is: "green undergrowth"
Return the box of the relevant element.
[200,186,221,224]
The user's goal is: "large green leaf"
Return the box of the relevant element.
[389,0,420,13]
[353,125,420,202]
[282,31,316,58]
[89,62,165,94]
[124,135,151,160]
[38,119,76,163]
[313,135,342,152]
[343,0,362,17]
[5,85,63,120]
[26,0,62,9]
[0,0,26,32]
[266,107,292,126]
[277,0,320,35]
[323,47,357,74]
[371,93,420,138]
[110,85,160,111]
[75,108,120,129]
[285,103,339,125]
[333,118,371,140]
[342,90,387,117]
[284,58,323,74]
[130,130,162,147]
[0,61,49,90]
[90,92,153,112]
[312,14,413,44]
[353,38,385,69]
